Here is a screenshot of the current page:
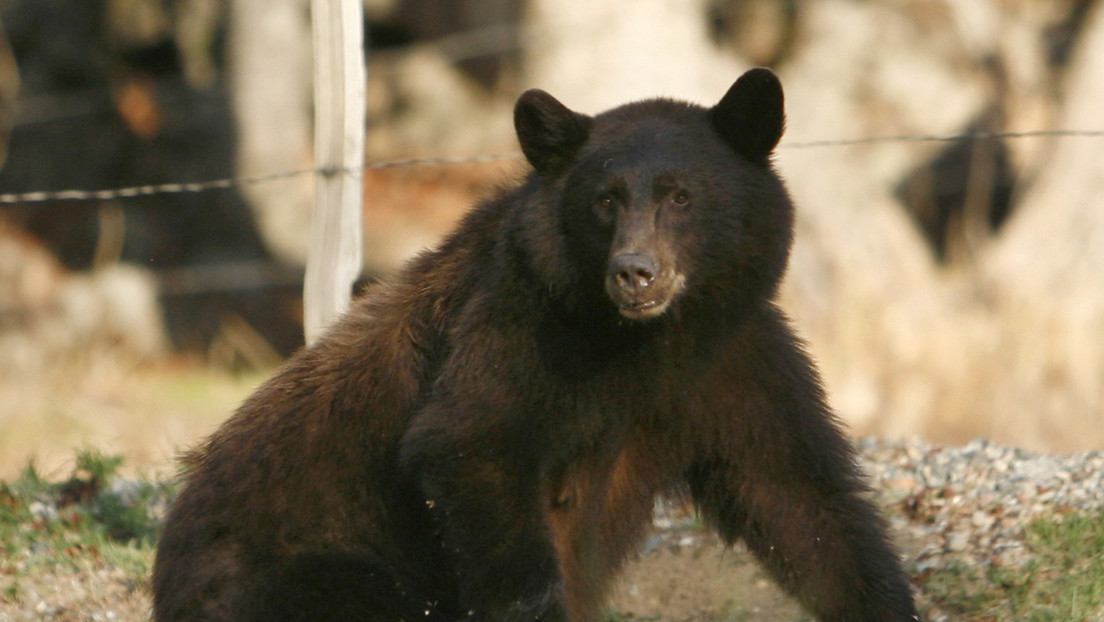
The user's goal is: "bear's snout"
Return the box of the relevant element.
[610,252,656,293]
[606,252,683,320]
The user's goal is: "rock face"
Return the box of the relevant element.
[980,2,1104,448]
[521,0,745,113]
[0,220,166,378]
[1,0,1100,449]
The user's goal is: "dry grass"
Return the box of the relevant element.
[0,355,266,480]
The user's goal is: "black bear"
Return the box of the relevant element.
[153,68,918,621]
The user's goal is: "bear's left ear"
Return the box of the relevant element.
[711,68,785,163]
[514,89,592,176]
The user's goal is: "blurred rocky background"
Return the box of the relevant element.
[0,0,1102,474]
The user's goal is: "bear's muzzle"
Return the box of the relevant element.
[605,252,684,320]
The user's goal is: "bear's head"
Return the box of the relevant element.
[512,68,793,326]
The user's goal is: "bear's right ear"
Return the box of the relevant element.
[711,68,785,163]
[514,89,592,176]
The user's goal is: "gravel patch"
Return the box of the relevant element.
[859,437,1104,567]
[858,437,1104,621]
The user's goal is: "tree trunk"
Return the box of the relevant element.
[229,0,314,264]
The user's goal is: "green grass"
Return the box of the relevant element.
[1024,510,1104,620]
[0,449,172,601]
[922,506,1104,621]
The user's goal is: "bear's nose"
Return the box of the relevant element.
[610,252,657,292]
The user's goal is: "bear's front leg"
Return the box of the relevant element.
[690,452,917,621]
[688,311,918,621]
[400,403,568,622]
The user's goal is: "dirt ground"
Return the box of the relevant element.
[609,529,809,621]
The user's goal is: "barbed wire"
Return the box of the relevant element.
[1,130,1102,205]
[785,129,1104,148]
[0,153,524,205]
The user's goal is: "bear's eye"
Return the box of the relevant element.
[595,195,616,222]
[672,189,691,206]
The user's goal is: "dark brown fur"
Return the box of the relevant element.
[153,69,917,621]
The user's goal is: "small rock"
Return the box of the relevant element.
[946,532,970,552]
[970,510,994,529]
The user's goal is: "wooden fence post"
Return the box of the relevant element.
[304,0,365,344]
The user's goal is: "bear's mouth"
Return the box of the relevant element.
[614,274,685,320]
[618,298,669,320]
